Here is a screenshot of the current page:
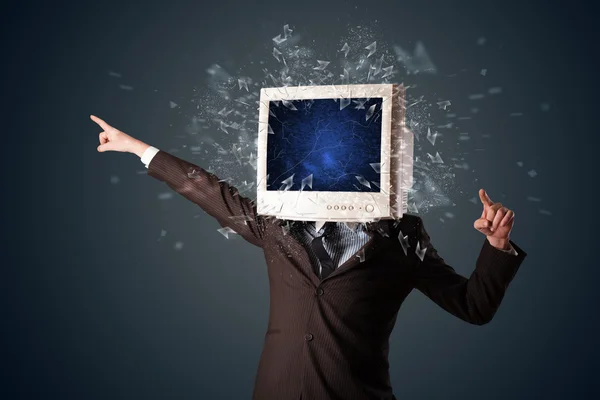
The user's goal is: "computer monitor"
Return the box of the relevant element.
[256,84,413,222]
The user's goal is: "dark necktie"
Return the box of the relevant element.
[310,224,336,279]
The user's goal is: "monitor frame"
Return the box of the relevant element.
[256,84,407,222]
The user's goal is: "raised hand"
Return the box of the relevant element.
[473,188,515,249]
[91,115,149,156]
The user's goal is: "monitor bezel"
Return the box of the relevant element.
[256,84,397,222]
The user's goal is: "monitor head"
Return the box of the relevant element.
[256,84,413,222]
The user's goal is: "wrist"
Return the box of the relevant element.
[487,236,510,250]
[131,140,150,158]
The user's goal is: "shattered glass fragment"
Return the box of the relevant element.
[398,230,410,256]
[393,42,436,74]
[365,41,377,58]
[356,248,366,262]
[355,175,371,188]
[408,202,419,213]
[510,112,523,117]
[381,65,394,78]
[540,102,550,112]
[217,227,237,239]
[353,98,367,109]
[301,174,313,190]
[228,215,254,225]
[340,42,350,57]
[341,68,349,85]
[110,176,119,184]
[489,87,503,94]
[480,69,487,76]
[526,196,541,202]
[108,70,122,78]
[427,152,444,163]
[437,100,451,110]
[372,55,384,75]
[220,121,229,134]
[119,84,133,90]
[313,60,330,70]
[279,174,295,191]
[174,241,184,250]
[273,48,282,62]
[283,24,293,38]
[158,192,173,200]
[528,169,537,178]
[477,37,486,45]
[539,209,552,216]
[468,197,478,204]
[426,127,438,145]
[169,101,178,108]
[238,79,249,91]
[370,163,381,173]
[272,34,286,45]
[282,100,298,110]
[365,104,377,121]
[268,124,274,134]
[340,97,351,110]
[444,212,455,219]
[415,240,426,261]
[516,161,523,167]
[187,168,201,179]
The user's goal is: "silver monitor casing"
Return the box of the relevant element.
[256,84,412,222]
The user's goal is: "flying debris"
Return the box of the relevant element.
[365,41,377,58]
[340,42,350,57]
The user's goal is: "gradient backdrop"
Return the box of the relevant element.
[2,0,598,399]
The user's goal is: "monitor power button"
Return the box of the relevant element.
[365,204,374,212]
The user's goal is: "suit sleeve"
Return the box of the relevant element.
[146,150,268,247]
[411,216,527,325]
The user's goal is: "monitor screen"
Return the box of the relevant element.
[266,97,383,192]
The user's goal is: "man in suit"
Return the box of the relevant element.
[92,114,527,400]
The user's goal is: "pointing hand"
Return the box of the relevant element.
[473,189,515,249]
[91,115,149,156]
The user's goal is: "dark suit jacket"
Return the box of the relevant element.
[146,150,527,400]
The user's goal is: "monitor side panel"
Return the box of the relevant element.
[390,84,413,218]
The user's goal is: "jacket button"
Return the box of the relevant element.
[316,288,324,296]
[304,333,314,341]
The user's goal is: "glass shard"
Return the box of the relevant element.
[313,60,330,70]
[340,42,350,57]
[217,227,237,239]
[355,175,371,188]
[365,103,377,121]
[365,41,377,58]
[415,240,426,261]
[301,174,313,190]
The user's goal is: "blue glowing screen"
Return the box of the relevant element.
[266,97,382,192]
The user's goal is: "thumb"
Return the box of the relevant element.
[97,142,116,152]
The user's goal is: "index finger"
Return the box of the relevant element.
[479,188,494,206]
[90,115,110,130]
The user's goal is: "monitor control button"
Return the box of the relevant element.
[341,205,346,210]
[334,205,339,210]
[348,206,354,210]
[365,204,374,212]
[327,205,332,210]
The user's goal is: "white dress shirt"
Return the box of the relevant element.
[140,146,517,256]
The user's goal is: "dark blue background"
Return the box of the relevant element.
[2,0,599,399]
[267,98,382,192]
